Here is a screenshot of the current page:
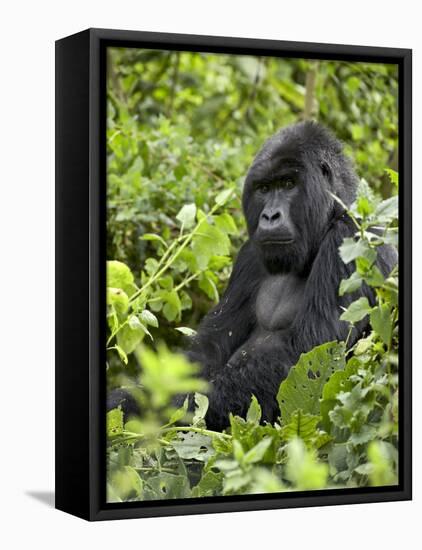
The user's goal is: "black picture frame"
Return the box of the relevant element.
[55,28,412,521]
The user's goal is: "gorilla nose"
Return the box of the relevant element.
[260,208,282,227]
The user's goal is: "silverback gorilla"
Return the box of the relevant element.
[109,121,397,431]
[183,121,397,430]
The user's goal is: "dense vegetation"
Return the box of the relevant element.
[106,48,399,501]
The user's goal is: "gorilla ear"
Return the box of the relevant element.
[320,161,332,182]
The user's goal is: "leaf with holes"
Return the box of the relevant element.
[277,341,346,423]
[171,431,214,462]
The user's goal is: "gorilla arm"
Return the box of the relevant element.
[188,240,264,378]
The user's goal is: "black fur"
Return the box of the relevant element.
[186,121,397,430]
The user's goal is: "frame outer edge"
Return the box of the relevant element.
[62,28,412,520]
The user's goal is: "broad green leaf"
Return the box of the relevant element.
[117,316,147,353]
[320,360,358,431]
[339,238,376,264]
[192,222,230,269]
[339,272,362,296]
[277,342,346,422]
[107,408,124,438]
[107,261,136,296]
[215,213,238,234]
[281,411,321,443]
[107,287,129,315]
[370,303,392,344]
[191,471,223,497]
[340,297,372,323]
[142,472,191,500]
[109,466,142,500]
[176,203,197,229]
[162,290,182,322]
[358,262,385,287]
[374,196,398,224]
[171,431,214,462]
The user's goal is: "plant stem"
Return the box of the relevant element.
[162,425,232,439]
[129,201,223,304]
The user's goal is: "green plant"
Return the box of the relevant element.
[106,172,398,501]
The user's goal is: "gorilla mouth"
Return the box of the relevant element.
[260,239,294,245]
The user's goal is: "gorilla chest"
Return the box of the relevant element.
[255,274,307,331]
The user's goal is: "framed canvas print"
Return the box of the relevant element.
[55,28,412,521]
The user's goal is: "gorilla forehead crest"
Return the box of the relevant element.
[244,121,358,207]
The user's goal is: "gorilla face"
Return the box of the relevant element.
[242,121,358,274]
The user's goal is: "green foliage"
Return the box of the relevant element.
[106,48,399,501]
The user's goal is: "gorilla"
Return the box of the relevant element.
[109,121,397,432]
[184,121,397,430]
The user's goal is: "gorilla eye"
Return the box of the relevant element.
[283,179,296,190]
[259,184,270,194]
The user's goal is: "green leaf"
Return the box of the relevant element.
[214,188,234,206]
[367,441,398,486]
[374,196,398,224]
[365,266,385,288]
[107,408,124,438]
[340,297,372,323]
[277,342,345,423]
[385,168,399,188]
[246,395,262,424]
[137,343,208,408]
[339,238,376,264]
[167,396,189,425]
[107,287,129,315]
[339,272,362,296]
[370,303,392,344]
[117,316,147,353]
[171,432,214,462]
[139,309,159,327]
[109,466,142,501]
[244,437,273,464]
[176,203,197,229]
[162,290,182,322]
[192,222,230,269]
[142,472,191,500]
[320,360,358,431]
[281,411,322,444]
[175,326,197,336]
[286,437,328,490]
[199,272,219,301]
[193,393,209,425]
[107,260,136,296]
[191,471,223,497]
[114,344,128,365]
[140,233,168,247]
[215,213,238,234]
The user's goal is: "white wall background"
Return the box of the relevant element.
[0,1,419,548]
